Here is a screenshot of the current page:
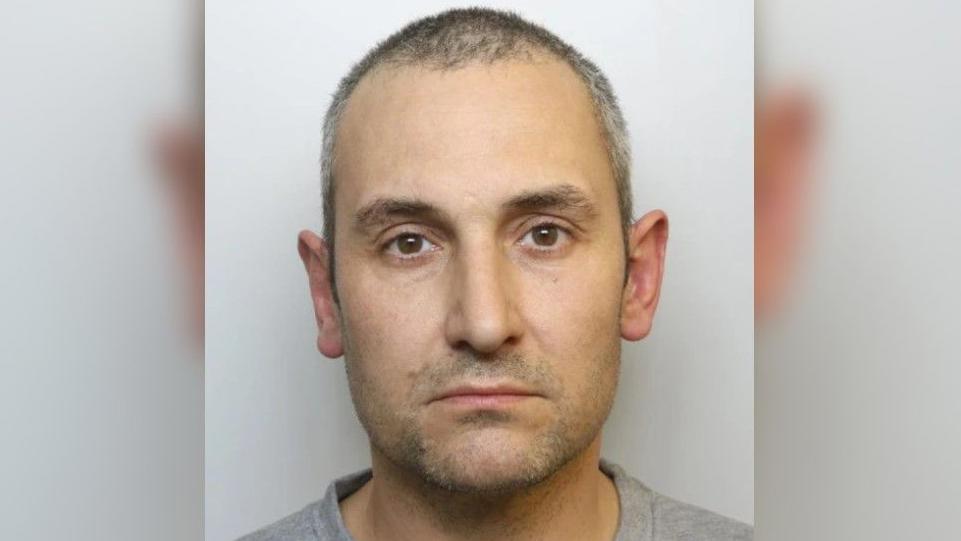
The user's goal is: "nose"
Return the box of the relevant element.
[444,244,523,354]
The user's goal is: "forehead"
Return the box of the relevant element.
[334,56,615,213]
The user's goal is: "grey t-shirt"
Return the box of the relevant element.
[240,459,752,541]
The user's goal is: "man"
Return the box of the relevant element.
[243,8,751,541]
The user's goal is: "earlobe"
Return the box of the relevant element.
[297,230,344,358]
[620,211,669,341]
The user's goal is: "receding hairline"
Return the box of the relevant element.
[351,46,586,91]
[335,50,605,147]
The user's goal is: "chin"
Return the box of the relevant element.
[417,427,566,493]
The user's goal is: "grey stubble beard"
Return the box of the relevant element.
[342,335,621,497]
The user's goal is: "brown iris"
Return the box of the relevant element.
[532,225,559,246]
[397,234,424,255]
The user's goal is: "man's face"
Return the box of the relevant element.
[329,58,628,492]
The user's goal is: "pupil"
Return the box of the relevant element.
[534,226,558,246]
[398,235,423,254]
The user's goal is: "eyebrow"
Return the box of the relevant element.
[502,184,598,218]
[352,183,598,233]
[353,197,453,233]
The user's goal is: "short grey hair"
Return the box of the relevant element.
[321,7,632,297]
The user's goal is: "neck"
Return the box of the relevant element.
[340,437,620,541]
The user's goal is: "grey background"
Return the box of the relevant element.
[206,2,753,539]
[758,1,961,539]
[0,1,203,540]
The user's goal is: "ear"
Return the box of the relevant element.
[755,89,815,317]
[757,89,814,194]
[297,230,344,358]
[620,210,669,341]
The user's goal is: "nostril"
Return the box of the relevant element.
[444,257,523,353]
[450,342,518,362]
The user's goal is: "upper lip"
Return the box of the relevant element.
[432,383,540,402]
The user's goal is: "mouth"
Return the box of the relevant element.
[431,383,541,408]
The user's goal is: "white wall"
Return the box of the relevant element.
[0,1,202,540]
[206,2,753,539]
[757,1,961,540]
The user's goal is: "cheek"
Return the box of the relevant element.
[338,264,445,400]
[523,247,624,335]
[520,252,624,384]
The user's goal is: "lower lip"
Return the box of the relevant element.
[437,394,534,408]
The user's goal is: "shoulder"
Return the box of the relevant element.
[237,500,325,541]
[648,491,753,541]
[601,459,752,541]
[236,469,371,541]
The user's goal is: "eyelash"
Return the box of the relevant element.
[380,221,574,261]
[517,221,573,254]
[380,231,440,261]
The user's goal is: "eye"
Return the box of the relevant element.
[384,233,438,259]
[519,223,571,251]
